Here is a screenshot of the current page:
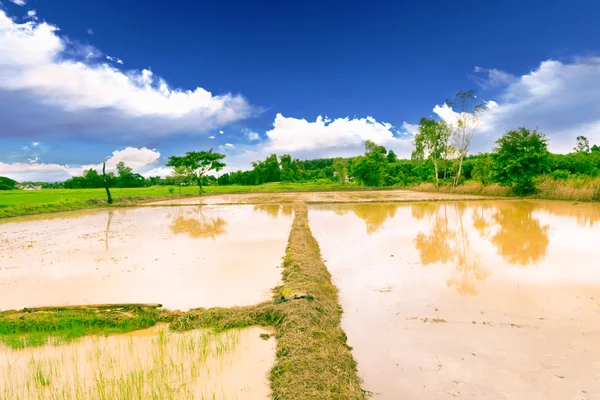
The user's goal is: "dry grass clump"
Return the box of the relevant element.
[414,181,510,197]
[535,176,600,201]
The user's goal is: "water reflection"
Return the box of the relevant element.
[490,203,549,265]
[330,203,400,234]
[414,203,489,295]
[253,204,293,219]
[169,208,227,239]
[105,210,114,251]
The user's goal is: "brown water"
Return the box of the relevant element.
[0,205,292,310]
[0,326,275,399]
[309,200,600,400]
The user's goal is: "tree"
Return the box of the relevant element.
[352,141,388,186]
[166,150,226,194]
[102,163,113,204]
[333,158,348,183]
[472,153,493,184]
[492,127,550,195]
[574,136,590,153]
[172,165,192,194]
[445,90,486,186]
[413,118,452,186]
[0,176,17,190]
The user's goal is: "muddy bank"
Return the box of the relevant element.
[309,200,600,399]
[146,189,489,206]
[0,205,292,310]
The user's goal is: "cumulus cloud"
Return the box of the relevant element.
[219,130,224,134]
[435,58,600,153]
[263,114,413,157]
[0,10,252,140]
[0,147,161,181]
[208,135,215,139]
[8,0,26,5]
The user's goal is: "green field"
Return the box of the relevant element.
[0,182,366,206]
[0,182,374,218]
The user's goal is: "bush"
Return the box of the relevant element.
[550,170,570,180]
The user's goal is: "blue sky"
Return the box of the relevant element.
[1,0,600,181]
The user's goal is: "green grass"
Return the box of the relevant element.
[0,182,396,219]
[0,306,166,349]
[0,183,363,206]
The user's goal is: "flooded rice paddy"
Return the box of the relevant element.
[309,200,600,399]
[0,204,293,310]
[0,326,275,399]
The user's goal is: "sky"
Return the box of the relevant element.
[1,0,600,181]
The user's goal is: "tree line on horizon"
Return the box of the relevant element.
[2,91,600,196]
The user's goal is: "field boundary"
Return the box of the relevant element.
[0,201,365,399]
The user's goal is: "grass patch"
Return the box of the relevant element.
[414,177,600,202]
[0,306,166,349]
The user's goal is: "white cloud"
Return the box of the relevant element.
[225,143,235,148]
[32,141,39,146]
[105,55,123,65]
[25,10,37,20]
[399,122,419,136]
[208,135,215,139]
[219,130,224,134]
[242,128,260,141]
[0,147,161,181]
[263,114,413,157]
[141,166,173,178]
[471,66,517,89]
[86,28,94,35]
[434,58,600,153]
[8,0,26,6]
[0,10,252,139]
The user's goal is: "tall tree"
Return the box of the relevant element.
[166,150,226,194]
[492,127,550,195]
[574,136,590,153]
[102,162,113,204]
[413,118,452,186]
[445,90,486,186]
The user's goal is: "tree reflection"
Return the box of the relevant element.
[490,202,549,265]
[105,210,114,251]
[414,203,489,295]
[169,208,227,239]
[253,204,293,218]
[351,203,399,234]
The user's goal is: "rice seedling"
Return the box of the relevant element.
[0,325,273,400]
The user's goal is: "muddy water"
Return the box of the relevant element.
[309,201,600,400]
[0,205,292,310]
[0,326,275,399]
